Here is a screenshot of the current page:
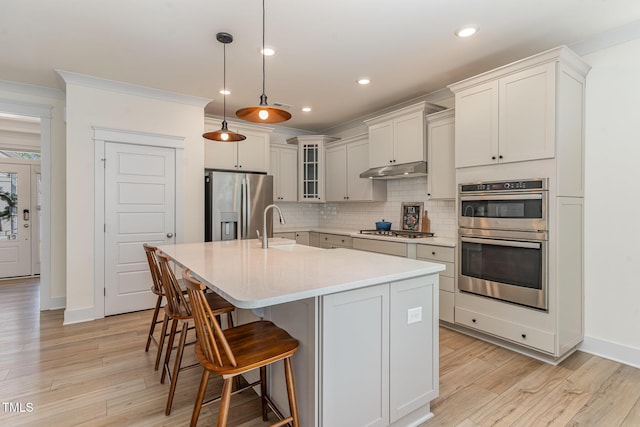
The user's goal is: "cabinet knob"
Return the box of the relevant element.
[491,156,496,160]
[499,155,503,159]
[432,251,436,255]
[472,318,477,323]
[346,196,349,200]
[341,239,345,243]
[427,193,431,196]
[325,237,328,240]
[521,333,527,339]
[389,160,393,163]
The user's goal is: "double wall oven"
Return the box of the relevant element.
[458,179,549,311]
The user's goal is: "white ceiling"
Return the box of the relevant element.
[2,0,640,132]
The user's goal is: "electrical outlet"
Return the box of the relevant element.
[407,307,422,324]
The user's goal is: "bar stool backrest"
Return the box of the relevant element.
[157,253,191,318]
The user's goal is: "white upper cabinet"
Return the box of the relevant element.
[426,109,455,199]
[204,119,272,172]
[364,102,427,168]
[449,46,590,170]
[325,134,386,202]
[270,144,298,202]
[287,135,338,203]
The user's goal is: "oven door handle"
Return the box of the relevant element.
[461,236,542,249]
[460,194,543,201]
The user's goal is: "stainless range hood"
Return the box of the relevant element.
[359,161,427,180]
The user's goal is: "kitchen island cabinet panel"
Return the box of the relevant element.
[389,276,438,422]
[322,283,390,427]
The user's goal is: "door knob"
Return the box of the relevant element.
[166,232,174,238]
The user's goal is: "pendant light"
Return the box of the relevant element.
[235,0,291,124]
[203,32,246,142]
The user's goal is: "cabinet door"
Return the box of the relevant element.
[394,111,425,165]
[427,112,455,199]
[237,128,269,172]
[271,146,298,202]
[325,144,347,202]
[390,276,438,422]
[455,81,499,168]
[368,121,394,168]
[346,139,374,201]
[322,284,390,427]
[204,139,236,170]
[499,62,556,163]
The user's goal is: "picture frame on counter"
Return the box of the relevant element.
[401,202,423,231]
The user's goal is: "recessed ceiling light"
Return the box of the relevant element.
[357,78,371,85]
[219,89,230,95]
[456,27,478,38]
[302,107,312,112]
[261,47,276,56]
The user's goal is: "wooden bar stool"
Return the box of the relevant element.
[183,270,300,427]
[157,253,235,416]
[142,243,171,370]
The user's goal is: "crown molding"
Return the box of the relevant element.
[0,79,64,101]
[570,19,640,56]
[56,69,211,108]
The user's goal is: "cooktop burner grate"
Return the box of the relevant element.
[359,230,435,239]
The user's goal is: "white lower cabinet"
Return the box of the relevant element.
[416,244,455,323]
[352,237,408,257]
[295,231,310,245]
[455,306,555,354]
[321,276,438,426]
[318,233,352,249]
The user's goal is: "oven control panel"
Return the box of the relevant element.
[460,178,547,193]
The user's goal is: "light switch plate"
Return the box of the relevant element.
[407,306,422,324]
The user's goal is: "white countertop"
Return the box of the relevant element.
[158,239,445,309]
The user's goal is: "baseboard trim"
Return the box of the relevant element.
[63,306,95,325]
[579,336,640,369]
[48,296,66,310]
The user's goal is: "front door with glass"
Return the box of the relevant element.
[0,163,32,278]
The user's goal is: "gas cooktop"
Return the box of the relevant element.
[359,230,435,239]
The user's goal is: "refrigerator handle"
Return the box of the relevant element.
[241,178,248,239]
[246,178,252,239]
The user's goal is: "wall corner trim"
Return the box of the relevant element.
[63,306,96,325]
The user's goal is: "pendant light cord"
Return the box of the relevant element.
[223,41,227,121]
[261,0,266,97]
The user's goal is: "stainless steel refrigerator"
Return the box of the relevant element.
[205,170,274,242]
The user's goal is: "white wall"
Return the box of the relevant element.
[63,81,206,323]
[581,37,640,364]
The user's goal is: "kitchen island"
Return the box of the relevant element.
[158,239,444,427]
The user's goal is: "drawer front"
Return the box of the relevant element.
[274,232,296,240]
[439,275,454,293]
[320,233,352,247]
[455,307,555,354]
[439,290,454,323]
[417,258,454,278]
[352,238,407,257]
[416,244,454,263]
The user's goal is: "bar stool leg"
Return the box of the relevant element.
[155,311,170,371]
[190,369,210,427]
[260,366,268,421]
[217,377,234,427]
[146,294,163,351]
[161,317,179,384]
[284,357,300,427]
[165,320,189,415]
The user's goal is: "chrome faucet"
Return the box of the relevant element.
[262,204,286,249]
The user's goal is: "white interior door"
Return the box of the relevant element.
[0,163,32,278]
[104,143,176,316]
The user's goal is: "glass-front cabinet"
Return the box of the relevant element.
[287,135,338,202]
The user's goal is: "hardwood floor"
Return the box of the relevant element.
[2,278,639,426]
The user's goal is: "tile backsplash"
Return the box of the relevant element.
[274,176,457,238]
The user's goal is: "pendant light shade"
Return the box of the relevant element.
[235,0,291,124]
[203,32,246,142]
